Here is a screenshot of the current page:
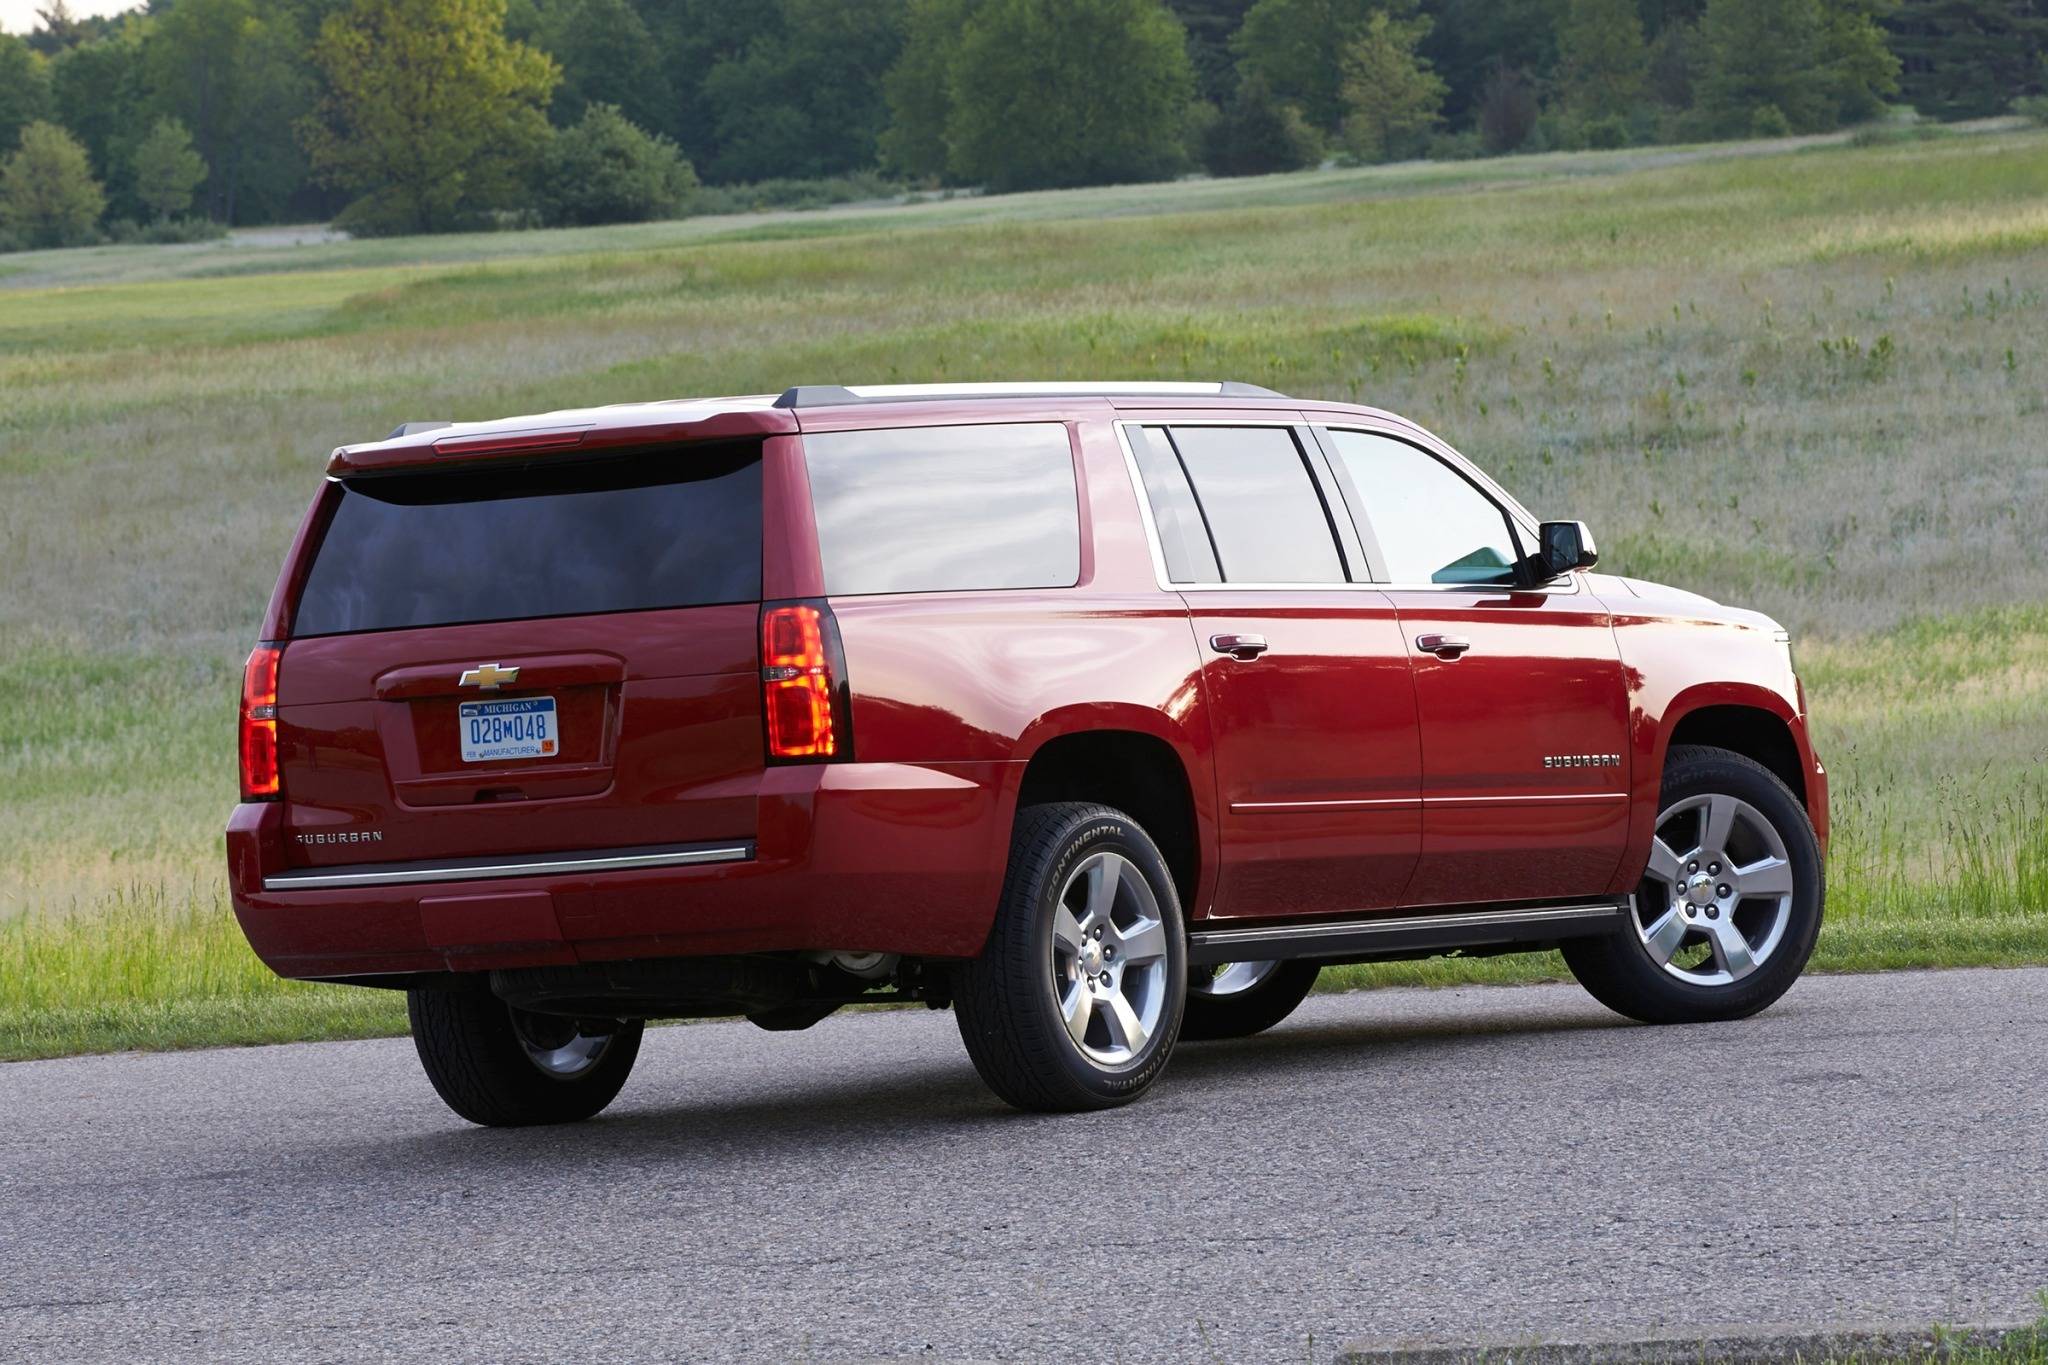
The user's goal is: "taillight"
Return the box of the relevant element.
[240,643,282,800]
[761,601,848,762]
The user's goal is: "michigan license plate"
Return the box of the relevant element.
[459,697,558,763]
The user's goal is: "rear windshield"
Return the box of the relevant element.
[292,447,761,637]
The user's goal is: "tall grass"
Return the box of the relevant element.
[0,885,405,1060]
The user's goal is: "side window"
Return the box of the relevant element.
[1128,426,1221,583]
[1324,429,1522,586]
[803,423,1081,595]
[1152,425,1346,584]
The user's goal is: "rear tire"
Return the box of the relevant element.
[407,985,643,1127]
[954,802,1187,1112]
[1563,744,1822,1025]
[1181,960,1321,1040]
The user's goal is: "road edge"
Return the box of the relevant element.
[1336,1320,2042,1363]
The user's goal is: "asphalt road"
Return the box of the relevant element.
[4,968,2045,1363]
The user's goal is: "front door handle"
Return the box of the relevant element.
[1209,633,1270,661]
[1416,633,1472,659]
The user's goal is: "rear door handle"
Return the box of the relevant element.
[1416,633,1472,659]
[1209,633,1269,661]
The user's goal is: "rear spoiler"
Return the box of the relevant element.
[329,405,797,476]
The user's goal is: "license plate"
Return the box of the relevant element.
[459,697,558,763]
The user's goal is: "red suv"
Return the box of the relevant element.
[227,382,1828,1125]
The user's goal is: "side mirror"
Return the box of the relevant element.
[1532,520,1599,581]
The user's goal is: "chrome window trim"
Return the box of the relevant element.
[1112,418,1579,597]
[263,841,754,891]
[848,381,1240,399]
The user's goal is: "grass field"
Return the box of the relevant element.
[4,127,2046,1060]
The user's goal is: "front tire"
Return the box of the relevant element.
[408,985,643,1127]
[954,802,1187,1112]
[1181,960,1321,1040]
[1563,744,1823,1024]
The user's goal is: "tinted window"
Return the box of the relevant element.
[293,447,761,636]
[1166,425,1345,583]
[1129,425,1220,583]
[1325,429,1520,585]
[804,423,1080,595]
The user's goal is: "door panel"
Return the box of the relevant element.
[1188,594,1422,919]
[1386,587,1632,905]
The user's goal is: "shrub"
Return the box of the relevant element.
[2014,94,2048,127]
[1425,130,1483,160]
[0,120,103,250]
[540,104,697,227]
[1202,77,1322,177]
[688,171,907,217]
[1582,113,1631,149]
[1749,103,1793,138]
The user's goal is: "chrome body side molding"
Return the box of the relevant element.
[264,841,754,891]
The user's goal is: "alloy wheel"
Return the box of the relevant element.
[510,1008,618,1080]
[1193,961,1280,997]
[1634,791,1796,987]
[1050,851,1171,1066]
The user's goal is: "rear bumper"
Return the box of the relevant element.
[227,761,1017,980]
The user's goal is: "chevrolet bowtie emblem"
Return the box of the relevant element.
[458,663,519,690]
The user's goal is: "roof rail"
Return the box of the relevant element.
[772,381,1286,408]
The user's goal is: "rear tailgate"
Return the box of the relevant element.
[272,443,764,872]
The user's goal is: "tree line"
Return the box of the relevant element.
[3,0,2045,248]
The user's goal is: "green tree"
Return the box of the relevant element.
[1422,0,1567,129]
[51,33,146,213]
[1338,9,1447,160]
[1169,0,1259,103]
[635,0,781,169]
[1694,0,1829,133]
[25,1,92,56]
[1886,0,2048,119]
[140,0,314,223]
[301,0,559,235]
[540,102,696,224]
[879,0,975,179]
[1818,0,1902,124]
[131,116,207,221]
[1557,0,1650,123]
[1476,60,1539,152]
[944,0,1195,192]
[1203,74,1323,174]
[1234,0,1414,131]
[0,120,105,247]
[516,0,673,134]
[0,35,53,154]
[698,0,907,183]
[1644,15,1702,111]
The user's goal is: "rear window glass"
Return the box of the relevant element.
[292,447,761,637]
[803,423,1080,595]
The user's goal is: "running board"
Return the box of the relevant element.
[1186,900,1629,966]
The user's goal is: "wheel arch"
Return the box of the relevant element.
[1664,701,1808,808]
[1611,683,1824,895]
[1010,714,1215,919]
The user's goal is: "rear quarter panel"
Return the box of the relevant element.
[809,411,1221,918]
